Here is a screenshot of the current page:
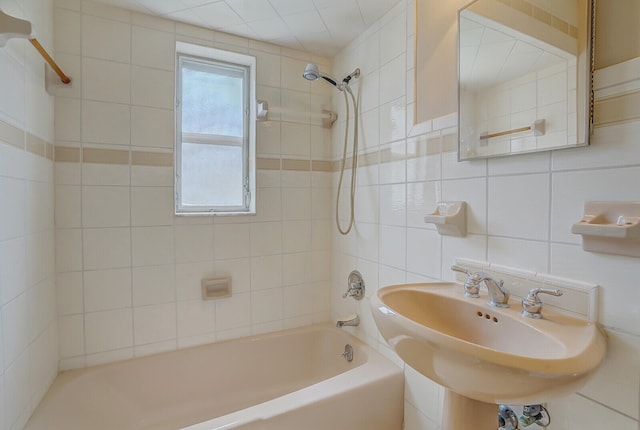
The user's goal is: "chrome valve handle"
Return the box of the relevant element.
[342,270,365,300]
[450,265,481,298]
[522,288,563,319]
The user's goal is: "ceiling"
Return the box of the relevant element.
[93,0,399,58]
[459,13,571,92]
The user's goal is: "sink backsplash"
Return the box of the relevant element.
[454,258,599,321]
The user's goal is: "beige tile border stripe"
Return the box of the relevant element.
[54,146,174,166]
[311,160,335,172]
[282,159,310,171]
[258,158,336,172]
[131,150,173,167]
[256,158,281,170]
[53,148,342,172]
[594,91,640,126]
[83,147,129,165]
[0,118,55,160]
[46,142,54,160]
[51,90,639,171]
[55,146,80,162]
[26,134,47,158]
[0,119,26,150]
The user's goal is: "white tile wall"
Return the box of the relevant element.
[85,308,133,354]
[331,1,640,429]
[53,1,333,374]
[0,1,57,429]
[84,268,132,312]
[1,0,635,429]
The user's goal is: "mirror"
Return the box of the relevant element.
[458,0,594,160]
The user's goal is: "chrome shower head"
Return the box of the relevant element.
[302,63,361,92]
[302,63,341,89]
[302,63,320,81]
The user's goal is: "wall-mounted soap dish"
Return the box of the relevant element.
[424,201,466,237]
[571,201,640,257]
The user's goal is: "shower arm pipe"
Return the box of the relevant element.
[29,38,71,84]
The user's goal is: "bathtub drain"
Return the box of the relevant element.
[341,344,354,362]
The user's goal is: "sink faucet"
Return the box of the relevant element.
[336,314,359,328]
[478,274,510,308]
[451,265,509,307]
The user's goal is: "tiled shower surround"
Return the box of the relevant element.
[0,1,638,430]
[52,0,335,370]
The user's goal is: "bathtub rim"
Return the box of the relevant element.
[181,324,403,430]
[26,323,403,430]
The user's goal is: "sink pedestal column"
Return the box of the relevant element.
[442,390,497,430]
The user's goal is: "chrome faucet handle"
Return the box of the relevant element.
[450,265,481,298]
[450,265,470,275]
[521,288,563,319]
[342,270,365,300]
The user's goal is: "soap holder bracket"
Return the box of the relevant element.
[424,201,467,237]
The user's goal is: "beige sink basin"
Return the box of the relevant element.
[371,282,606,404]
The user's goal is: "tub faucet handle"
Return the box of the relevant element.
[342,270,365,300]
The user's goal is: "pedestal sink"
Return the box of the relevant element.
[371,282,606,429]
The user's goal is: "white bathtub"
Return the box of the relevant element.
[25,325,403,430]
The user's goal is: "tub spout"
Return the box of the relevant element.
[336,314,359,328]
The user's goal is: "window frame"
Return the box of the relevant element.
[175,42,256,215]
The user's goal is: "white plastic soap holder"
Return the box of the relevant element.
[571,201,640,257]
[424,201,467,237]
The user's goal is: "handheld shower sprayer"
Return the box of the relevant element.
[302,63,361,235]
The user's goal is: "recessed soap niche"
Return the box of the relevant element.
[453,258,599,321]
[201,277,231,300]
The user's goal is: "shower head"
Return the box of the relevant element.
[302,63,340,89]
[302,63,361,91]
[302,63,321,81]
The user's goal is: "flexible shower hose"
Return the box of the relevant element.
[335,87,359,235]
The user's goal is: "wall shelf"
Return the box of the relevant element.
[571,201,640,257]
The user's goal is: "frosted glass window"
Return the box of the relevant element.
[175,44,256,215]
[181,143,244,206]
[182,64,243,137]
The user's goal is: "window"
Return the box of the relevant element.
[175,42,256,215]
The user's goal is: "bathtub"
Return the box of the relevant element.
[25,325,404,430]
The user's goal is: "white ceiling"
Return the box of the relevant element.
[93,0,399,58]
[459,13,571,91]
